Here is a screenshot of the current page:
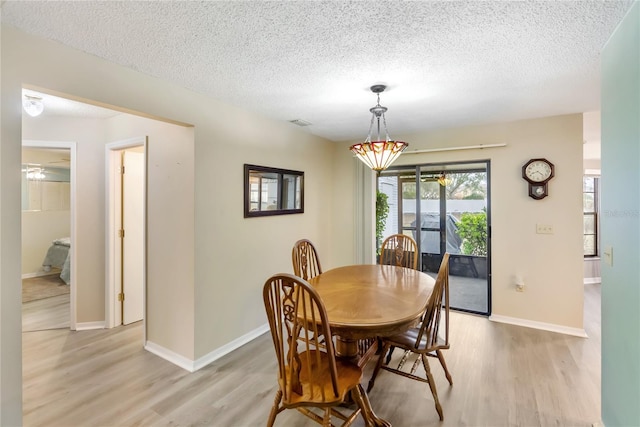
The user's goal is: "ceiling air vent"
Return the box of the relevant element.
[289,119,311,127]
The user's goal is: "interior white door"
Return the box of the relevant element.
[122,150,145,325]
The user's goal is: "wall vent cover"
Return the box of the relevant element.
[289,119,311,127]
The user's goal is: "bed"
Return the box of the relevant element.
[42,237,71,285]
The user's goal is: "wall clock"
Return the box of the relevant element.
[522,158,554,200]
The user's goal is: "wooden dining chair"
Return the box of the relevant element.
[292,239,323,280]
[379,233,419,363]
[367,253,452,421]
[291,240,378,364]
[379,234,418,269]
[263,273,369,427]
[292,239,327,349]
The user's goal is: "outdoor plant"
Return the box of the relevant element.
[376,191,389,253]
[457,210,487,256]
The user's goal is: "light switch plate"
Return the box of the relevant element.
[536,224,554,234]
[603,246,613,266]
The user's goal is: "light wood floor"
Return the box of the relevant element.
[22,293,70,332]
[23,283,601,426]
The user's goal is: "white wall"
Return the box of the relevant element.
[334,114,585,331]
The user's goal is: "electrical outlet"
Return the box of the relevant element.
[536,224,554,234]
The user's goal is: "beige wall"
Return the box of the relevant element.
[22,111,196,355]
[1,25,336,416]
[105,114,196,358]
[334,114,585,330]
[21,210,70,275]
[21,147,71,275]
[1,24,586,422]
[22,116,108,321]
[192,100,336,358]
[0,55,24,426]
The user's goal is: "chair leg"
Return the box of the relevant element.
[397,350,411,370]
[266,390,282,427]
[352,383,390,427]
[421,354,443,421]
[436,349,453,385]
[385,346,395,364]
[367,342,390,392]
[322,408,331,427]
[410,355,420,374]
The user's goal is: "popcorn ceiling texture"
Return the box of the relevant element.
[2,0,634,141]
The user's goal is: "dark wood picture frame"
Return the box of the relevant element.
[244,164,304,218]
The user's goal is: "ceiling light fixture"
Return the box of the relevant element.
[437,172,452,187]
[350,85,408,172]
[25,167,45,180]
[23,95,44,117]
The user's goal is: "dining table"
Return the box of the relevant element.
[307,263,436,427]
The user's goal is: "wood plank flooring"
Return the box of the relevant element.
[22,274,69,303]
[23,283,601,426]
[22,293,70,332]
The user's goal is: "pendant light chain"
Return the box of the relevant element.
[349,84,409,172]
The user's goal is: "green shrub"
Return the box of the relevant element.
[376,191,389,253]
[457,210,487,256]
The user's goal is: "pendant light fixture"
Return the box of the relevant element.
[23,95,44,117]
[437,172,452,186]
[349,85,408,171]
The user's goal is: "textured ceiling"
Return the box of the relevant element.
[2,1,634,142]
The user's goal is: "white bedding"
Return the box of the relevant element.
[42,238,71,285]
[52,237,71,247]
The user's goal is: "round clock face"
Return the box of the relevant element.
[524,160,553,183]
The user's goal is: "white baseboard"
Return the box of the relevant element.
[592,420,605,427]
[193,323,270,371]
[584,277,601,285]
[145,341,196,372]
[145,323,270,373]
[22,271,57,279]
[74,321,105,331]
[489,314,588,338]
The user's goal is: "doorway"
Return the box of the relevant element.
[21,142,77,330]
[106,138,147,328]
[378,161,491,315]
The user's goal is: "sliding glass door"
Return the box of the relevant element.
[378,161,491,315]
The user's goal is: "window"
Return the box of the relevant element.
[583,176,599,257]
[244,164,304,217]
[21,164,70,211]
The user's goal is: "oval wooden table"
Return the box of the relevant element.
[307,264,436,427]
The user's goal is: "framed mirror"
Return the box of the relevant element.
[244,164,304,217]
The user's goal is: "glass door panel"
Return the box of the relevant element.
[417,175,444,274]
[443,170,488,314]
[377,174,400,251]
[378,163,490,315]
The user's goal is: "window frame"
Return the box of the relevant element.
[583,176,599,258]
[243,164,304,218]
